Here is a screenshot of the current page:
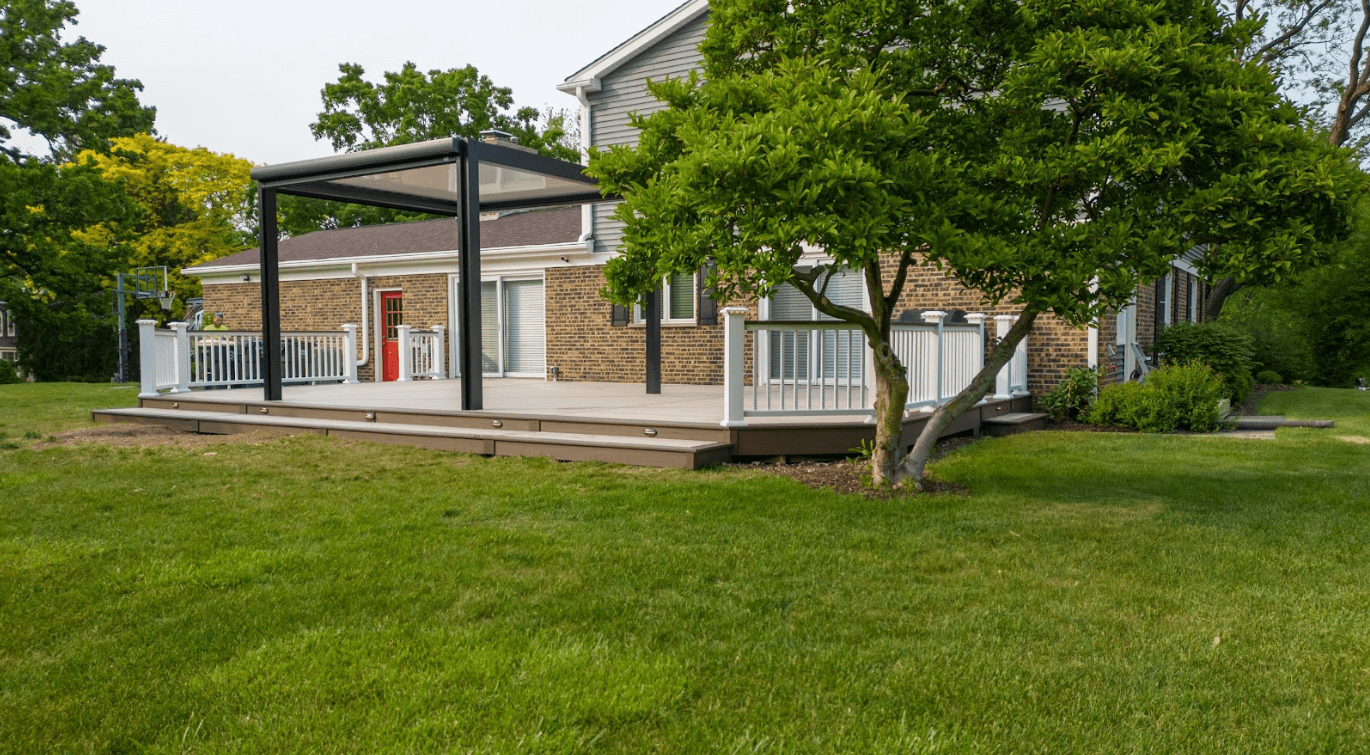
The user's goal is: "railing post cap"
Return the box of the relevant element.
[721,307,749,315]
[965,313,987,324]
[340,323,358,331]
[136,319,157,325]
[993,314,1015,321]
[921,310,947,323]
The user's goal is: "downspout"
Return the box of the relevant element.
[575,85,595,254]
[351,263,370,370]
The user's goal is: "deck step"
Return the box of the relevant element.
[91,408,733,469]
[981,412,1049,436]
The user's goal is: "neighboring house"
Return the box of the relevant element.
[0,300,17,366]
[187,0,1208,394]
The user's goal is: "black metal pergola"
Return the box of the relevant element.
[249,136,622,410]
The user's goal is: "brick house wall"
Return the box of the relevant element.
[204,260,1181,394]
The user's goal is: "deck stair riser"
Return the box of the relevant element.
[137,397,732,444]
[94,408,731,470]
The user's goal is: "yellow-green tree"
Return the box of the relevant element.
[73,133,254,319]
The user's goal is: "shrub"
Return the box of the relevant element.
[1082,381,1147,427]
[0,360,19,385]
[1039,366,1100,422]
[1255,369,1283,385]
[1155,322,1255,402]
[1082,363,1226,433]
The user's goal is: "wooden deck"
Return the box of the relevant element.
[92,379,1034,468]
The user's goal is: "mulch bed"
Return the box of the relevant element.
[731,436,977,499]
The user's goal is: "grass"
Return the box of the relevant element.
[1260,385,1370,439]
[1,385,1368,753]
[0,382,138,444]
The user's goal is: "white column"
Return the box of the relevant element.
[994,315,1013,400]
[170,322,190,393]
[397,324,413,381]
[136,320,159,398]
[431,325,446,380]
[966,313,988,404]
[341,324,359,383]
[1012,316,1030,396]
[921,311,947,405]
[720,307,748,427]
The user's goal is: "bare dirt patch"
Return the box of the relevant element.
[1238,383,1299,416]
[32,424,287,450]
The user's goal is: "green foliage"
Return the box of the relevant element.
[1,0,154,381]
[1286,203,1370,387]
[1,289,118,382]
[1082,380,1149,428]
[1084,363,1227,433]
[1156,322,1257,402]
[1256,370,1284,385]
[311,62,577,160]
[1219,287,1315,383]
[0,0,156,162]
[1039,366,1100,423]
[588,0,1358,483]
[0,359,20,385]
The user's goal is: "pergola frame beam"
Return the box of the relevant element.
[252,137,611,411]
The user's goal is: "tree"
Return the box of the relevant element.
[1,0,156,379]
[72,134,254,320]
[591,0,1359,487]
[281,62,580,234]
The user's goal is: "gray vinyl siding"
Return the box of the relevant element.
[588,12,708,256]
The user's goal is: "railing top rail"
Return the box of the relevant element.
[745,320,866,330]
[185,330,347,337]
[891,321,983,330]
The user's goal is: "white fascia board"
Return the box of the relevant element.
[558,0,709,92]
[192,242,590,284]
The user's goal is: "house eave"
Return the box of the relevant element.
[558,0,708,93]
[186,241,587,280]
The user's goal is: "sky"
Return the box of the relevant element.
[54,0,686,165]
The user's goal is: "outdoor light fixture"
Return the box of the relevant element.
[241,274,251,282]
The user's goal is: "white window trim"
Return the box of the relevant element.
[633,273,697,326]
[1187,277,1198,322]
[1159,272,1173,327]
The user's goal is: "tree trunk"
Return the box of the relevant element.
[1203,277,1241,321]
[869,337,911,486]
[899,310,1039,489]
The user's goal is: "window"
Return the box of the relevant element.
[1187,277,1198,322]
[765,266,865,383]
[634,272,696,324]
[477,277,545,377]
[1157,272,1172,327]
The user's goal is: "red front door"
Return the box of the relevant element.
[380,291,403,381]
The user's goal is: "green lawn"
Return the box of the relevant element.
[1,385,1368,753]
[0,382,139,444]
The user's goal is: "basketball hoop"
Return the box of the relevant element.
[156,291,175,311]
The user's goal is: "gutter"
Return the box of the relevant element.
[352,263,370,370]
[575,85,596,254]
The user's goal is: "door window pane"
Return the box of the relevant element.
[481,281,500,374]
[503,280,545,374]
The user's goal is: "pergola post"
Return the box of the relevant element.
[457,146,484,410]
[645,289,661,394]
[258,187,283,401]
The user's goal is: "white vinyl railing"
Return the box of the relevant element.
[719,308,1030,426]
[396,325,445,381]
[743,320,869,416]
[136,320,361,397]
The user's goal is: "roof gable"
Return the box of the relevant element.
[559,0,708,92]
